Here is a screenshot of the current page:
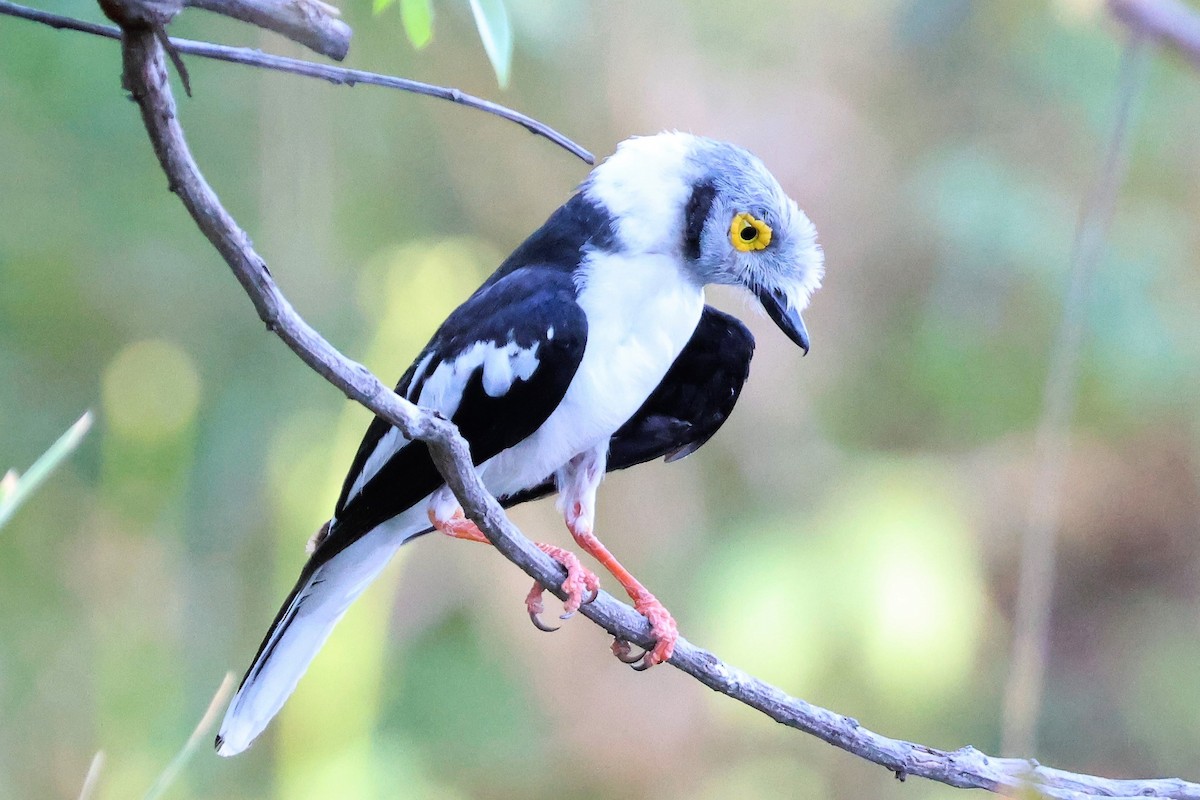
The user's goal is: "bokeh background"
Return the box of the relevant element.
[4,0,1200,797]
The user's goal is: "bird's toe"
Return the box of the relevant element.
[525,582,560,632]
[630,593,678,669]
[611,638,646,664]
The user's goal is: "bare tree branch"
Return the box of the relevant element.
[1110,0,1200,68]
[96,0,343,98]
[0,0,594,164]
[94,0,351,59]
[184,0,351,60]
[16,0,1199,794]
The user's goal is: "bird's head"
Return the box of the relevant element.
[585,132,824,353]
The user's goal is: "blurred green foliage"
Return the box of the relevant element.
[2,0,1200,798]
[395,0,433,50]
[374,0,510,87]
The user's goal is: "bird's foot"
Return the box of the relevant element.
[525,543,599,632]
[429,508,491,543]
[428,508,600,631]
[612,590,677,670]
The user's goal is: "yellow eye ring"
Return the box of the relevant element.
[730,212,772,252]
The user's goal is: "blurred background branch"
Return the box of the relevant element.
[73,672,237,799]
[0,411,92,530]
[1110,0,1200,66]
[1001,32,1150,756]
[142,672,236,800]
[76,752,105,800]
[1002,0,1200,758]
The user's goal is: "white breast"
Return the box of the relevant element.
[479,251,704,498]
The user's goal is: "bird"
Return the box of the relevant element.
[215,131,824,756]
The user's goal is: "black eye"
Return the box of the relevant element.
[739,226,757,242]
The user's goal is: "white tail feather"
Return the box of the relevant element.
[215,528,412,756]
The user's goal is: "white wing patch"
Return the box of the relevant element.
[346,427,407,501]
[482,346,513,397]
[345,338,542,502]
[405,352,436,402]
[481,342,539,398]
[492,340,541,395]
[419,339,540,409]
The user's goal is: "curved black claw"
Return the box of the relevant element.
[630,654,654,672]
[529,609,560,633]
[611,638,647,664]
[581,586,599,606]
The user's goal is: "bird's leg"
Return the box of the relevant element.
[558,449,678,670]
[426,497,598,631]
[566,506,678,669]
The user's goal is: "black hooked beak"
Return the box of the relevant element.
[754,285,810,355]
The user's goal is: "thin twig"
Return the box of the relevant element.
[1000,34,1150,756]
[143,672,237,800]
[0,411,93,530]
[76,751,105,800]
[105,16,1200,800]
[0,0,594,164]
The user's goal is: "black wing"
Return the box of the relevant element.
[315,265,588,567]
[610,306,754,466]
[500,306,755,507]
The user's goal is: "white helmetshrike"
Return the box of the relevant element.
[216,131,824,756]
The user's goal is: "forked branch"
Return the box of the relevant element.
[184,0,351,60]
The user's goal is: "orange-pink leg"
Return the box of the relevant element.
[427,509,599,630]
[565,504,678,670]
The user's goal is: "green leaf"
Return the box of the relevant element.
[468,0,513,88]
[399,0,434,48]
[0,411,92,531]
[373,0,396,15]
